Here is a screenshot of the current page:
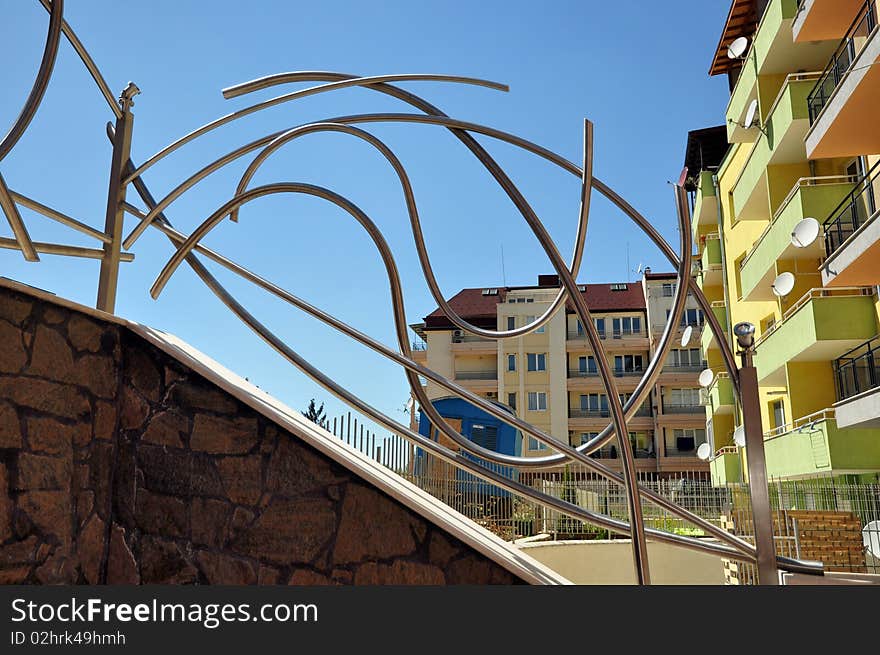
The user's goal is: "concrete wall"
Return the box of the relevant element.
[518,539,726,585]
[0,284,538,585]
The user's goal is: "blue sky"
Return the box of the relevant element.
[1,1,731,433]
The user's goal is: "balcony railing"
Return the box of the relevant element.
[567,329,645,340]
[662,363,706,373]
[834,334,880,401]
[754,286,876,347]
[452,334,494,344]
[454,370,497,380]
[568,369,599,378]
[411,340,427,351]
[568,367,647,378]
[569,405,652,419]
[824,160,880,257]
[764,408,836,440]
[806,0,878,124]
[662,403,705,415]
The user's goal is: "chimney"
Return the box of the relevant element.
[537,274,560,287]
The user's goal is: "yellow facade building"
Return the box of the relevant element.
[690,0,880,483]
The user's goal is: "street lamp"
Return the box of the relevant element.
[733,321,778,585]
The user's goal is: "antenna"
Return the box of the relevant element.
[771,271,796,297]
[500,243,507,286]
[626,242,630,282]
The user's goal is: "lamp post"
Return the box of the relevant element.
[733,321,778,585]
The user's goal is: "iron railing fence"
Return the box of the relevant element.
[566,329,645,340]
[835,334,880,401]
[454,370,498,380]
[807,0,878,123]
[824,159,880,257]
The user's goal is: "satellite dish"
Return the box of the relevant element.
[733,425,746,448]
[680,325,694,347]
[864,521,880,559]
[772,271,796,297]
[791,217,820,248]
[699,368,715,388]
[727,36,749,60]
[744,99,759,128]
[696,443,712,461]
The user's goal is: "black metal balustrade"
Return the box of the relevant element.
[454,370,498,380]
[824,159,880,257]
[806,0,878,124]
[835,335,880,401]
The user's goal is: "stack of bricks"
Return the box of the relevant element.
[720,509,867,584]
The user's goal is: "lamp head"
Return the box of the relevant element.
[733,321,756,350]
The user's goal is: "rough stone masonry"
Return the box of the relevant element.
[0,284,526,585]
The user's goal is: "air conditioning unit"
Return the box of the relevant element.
[452,330,463,343]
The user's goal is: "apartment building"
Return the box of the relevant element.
[689,0,880,483]
[410,274,710,476]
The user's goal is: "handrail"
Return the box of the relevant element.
[764,408,836,440]
[834,333,880,401]
[740,175,858,269]
[824,158,880,257]
[755,286,875,346]
[807,0,878,124]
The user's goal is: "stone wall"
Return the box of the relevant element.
[0,285,525,584]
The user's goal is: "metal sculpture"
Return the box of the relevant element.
[1,0,819,584]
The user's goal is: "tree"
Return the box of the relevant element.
[302,398,327,427]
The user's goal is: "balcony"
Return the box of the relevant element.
[699,234,723,287]
[821,162,880,287]
[834,335,880,428]
[762,408,880,477]
[710,447,742,486]
[691,171,718,235]
[705,372,735,415]
[451,334,497,354]
[454,369,498,390]
[794,0,869,43]
[805,1,880,158]
[566,328,649,352]
[661,403,706,415]
[701,305,725,353]
[732,73,823,222]
[739,176,856,301]
[753,287,878,384]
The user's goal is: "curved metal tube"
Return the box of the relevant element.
[0,0,63,163]
[37,0,121,119]
[149,182,756,564]
[122,74,508,186]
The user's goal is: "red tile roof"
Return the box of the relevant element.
[422,281,646,330]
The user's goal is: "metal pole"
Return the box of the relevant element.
[96,82,138,313]
[739,350,778,585]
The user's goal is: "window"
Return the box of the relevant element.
[610,283,627,291]
[680,308,705,327]
[612,316,641,337]
[595,318,605,338]
[470,423,498,450]
[579,432,598,445]
[527,353,546,371]
[771,400,786,429]
[661,283,676,297]
[507,354,516,371]
[516,298,526,303]
[575,319,584,335]
[614,354,643,373]
[507,316,516,330]
[481,288,498,296]
[528,391,547,411]
[671,428,706,453]
[670,348,701,367]
[528,436,549,451]
[670,388,701,406]
[578,355,597,374]
[525,315,544,333]
[580,394,607,414]
[507,392,516,410]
